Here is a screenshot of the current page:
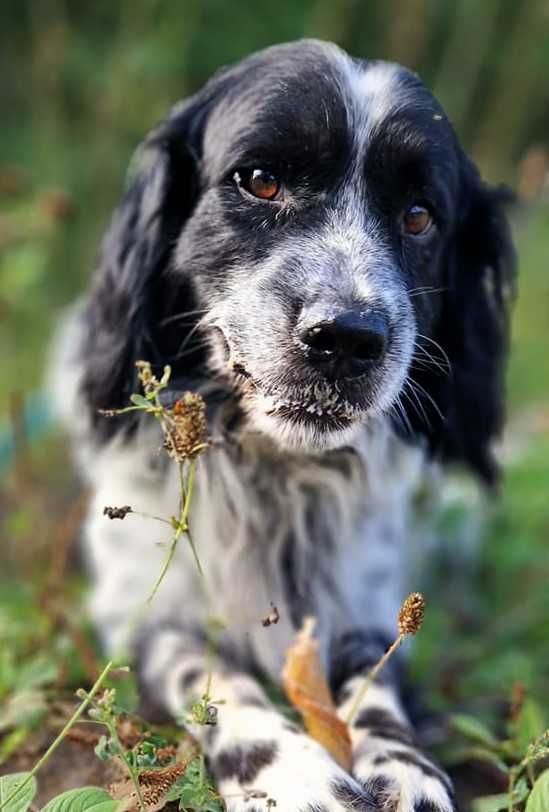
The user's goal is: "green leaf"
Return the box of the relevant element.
[526,770,549,812]
[0,772,37,812]
[515,699,547,757]
[42,786,119,812]
[129,394,150,408]
[514,777,531,803]
[472,794,510,812]
[450,713,499,748]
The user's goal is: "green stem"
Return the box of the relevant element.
[345,636,403,725]
[130,510,172,526]
[0,660,114,811]
[105,720,145,812]
[146,458,201,604]
[182,460,202,575]
[508,769,515,812]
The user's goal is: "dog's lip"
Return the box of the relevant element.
[228,359,358,426]
[267,402,354,429]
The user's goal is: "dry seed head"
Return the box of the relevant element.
[103,505,132,520]
[398,592,426,636]
[164,392,208,461]
[137,762,188,805]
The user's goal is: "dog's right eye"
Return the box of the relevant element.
[234,169,281,201]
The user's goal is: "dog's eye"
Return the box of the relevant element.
[402,204,433,236]
[236,169,280,201]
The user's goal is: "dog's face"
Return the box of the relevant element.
[175,43,461,449]
[82,40,515,479]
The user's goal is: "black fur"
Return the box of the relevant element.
[404,174,516,483]
[214,741,279,784]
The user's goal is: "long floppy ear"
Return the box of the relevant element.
[414,159,517,484]
[79,93,212,436]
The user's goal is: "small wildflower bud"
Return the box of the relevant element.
[135,359,157,394]
[164,392,208,461]
[103,505,133,520]
[398,592,426,636]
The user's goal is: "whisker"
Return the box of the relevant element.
[160,307,210,327]
[171,324,211,362]
[402,380,433,431]
[415,333,452,371]
[390,393,413,437]
[406,375,445,424]
[408,286,447,299]
[170,341,210,363]
[412,342,450,376]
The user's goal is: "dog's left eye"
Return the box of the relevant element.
[234,169,281,201]
[402,204,433,236]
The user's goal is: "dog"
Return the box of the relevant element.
[55,39,516,812]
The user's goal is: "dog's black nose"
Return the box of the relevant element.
[300,310,389,379]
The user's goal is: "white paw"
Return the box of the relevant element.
[353,746,456,812]
[213,731,380,811]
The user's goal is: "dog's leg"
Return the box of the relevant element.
[138,624,393,812]
[332,631,455,812]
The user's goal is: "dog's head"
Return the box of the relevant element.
[81,40,515,481]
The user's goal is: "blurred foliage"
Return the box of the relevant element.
[1,2,549,808]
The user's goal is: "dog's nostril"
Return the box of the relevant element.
[304,326,337,355]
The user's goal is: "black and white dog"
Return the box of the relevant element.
[56,40,515,812]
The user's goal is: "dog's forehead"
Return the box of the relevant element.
[202,40,443,168]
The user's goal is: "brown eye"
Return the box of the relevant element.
[239,169,280,200]
[402,204,433,236]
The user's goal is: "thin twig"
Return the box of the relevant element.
[345,637,403,725]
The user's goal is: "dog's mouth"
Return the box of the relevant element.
[229,359,358,431]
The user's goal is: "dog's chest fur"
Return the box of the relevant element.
[84,416,430,679]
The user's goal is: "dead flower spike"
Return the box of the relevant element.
[103,505,133,520]
[398,592,426,636]
[164,392,208,461]
[261,603,280,627]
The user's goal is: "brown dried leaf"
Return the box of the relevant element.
[282,617,352,771]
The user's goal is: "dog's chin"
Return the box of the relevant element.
[240,393,365,452]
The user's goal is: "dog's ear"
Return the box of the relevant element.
[79,92,213,432]
[414,157,517,484]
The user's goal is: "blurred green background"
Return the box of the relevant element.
[1,1,548,807]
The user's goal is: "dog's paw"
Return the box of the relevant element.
[213,732,381,811]
[353,747,456,812]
